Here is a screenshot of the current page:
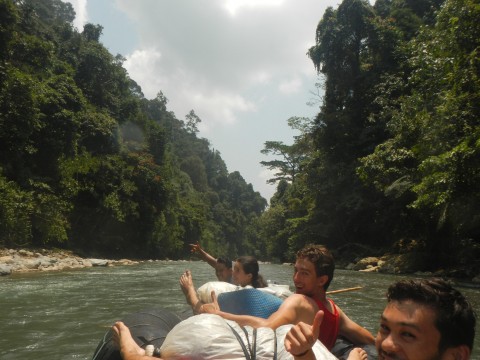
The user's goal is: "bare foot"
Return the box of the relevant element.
[180,270,201,311]
[112,321,145,359]
[179,270,195,295]
[347,348,368,360]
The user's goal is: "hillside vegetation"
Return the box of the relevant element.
[260,0,479,275]
[0,0,266,259]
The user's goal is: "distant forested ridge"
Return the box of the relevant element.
[0,0,267,259]
[261,0,480,273]
[1,0,479,272]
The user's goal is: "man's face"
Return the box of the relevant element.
[215,263,232,282]
[376,300,445,360]
[292,258,319,296]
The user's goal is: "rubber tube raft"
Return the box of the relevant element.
[92,284,376,359]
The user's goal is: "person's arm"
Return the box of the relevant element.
[337,306,375,345]
[203,292,315,329]
[189,242,218,269]
[201,290,271,327]
[284,310,323,360]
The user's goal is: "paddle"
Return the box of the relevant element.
[326,286,363,295]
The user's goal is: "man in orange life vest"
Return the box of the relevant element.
[205,244,374,351]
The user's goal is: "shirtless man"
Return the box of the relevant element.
[204,244,374,351]
[285,278,476,360]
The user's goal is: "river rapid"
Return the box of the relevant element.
[1,261,479,359]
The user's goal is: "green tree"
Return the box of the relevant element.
[185,109,201,134]
[260,117,313,184]
[0,0,268,261]
[0,172,33,247]
[359,0,479,266]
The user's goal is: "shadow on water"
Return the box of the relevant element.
[0,262,479,359]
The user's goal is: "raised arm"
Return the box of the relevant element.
[338,306,375,345]
[189,242,218,268]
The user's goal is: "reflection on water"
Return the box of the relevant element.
[0,261,479,359]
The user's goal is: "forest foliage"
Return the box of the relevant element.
[1,0,479,271]
[261,0,480,271]
[0,0,267,259]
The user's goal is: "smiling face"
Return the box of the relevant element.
[292,258,325,297]
[376,300,445,360]
[232,261,252,286]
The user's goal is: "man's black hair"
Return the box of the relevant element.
[216,257,232,269]
[387,278,476,352]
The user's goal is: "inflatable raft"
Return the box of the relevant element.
[92,283,376,359]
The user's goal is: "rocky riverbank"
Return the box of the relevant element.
[0,248,140,276]
[342,253,480,279]
[2,246,479,284]
[333,244,480,284]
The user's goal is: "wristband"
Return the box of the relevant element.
[292,349,310,357]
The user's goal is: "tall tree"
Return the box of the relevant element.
[260,116,313,184]
[359,0,480,266]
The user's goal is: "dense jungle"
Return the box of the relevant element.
[0,0,479,277]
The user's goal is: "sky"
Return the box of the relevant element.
[61,0,343,201]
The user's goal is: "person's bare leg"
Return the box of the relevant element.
[347,348,368,360]
[112,321,159,360]
[179,270,203,313]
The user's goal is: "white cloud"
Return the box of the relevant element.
[80,0,338,199]
[190,92,257,132]
[224,0,285,16]
[249,71,272,86]
[259,167,275,183]
[124,47,256,129]
[258,168,278,200]
[278,76,302,95]
[61,0,88,30]
[124,48,163,98]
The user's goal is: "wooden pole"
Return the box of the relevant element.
[326,286,363,295]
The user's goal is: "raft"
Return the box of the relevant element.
[92,284,377,359]
[92,310,339,360]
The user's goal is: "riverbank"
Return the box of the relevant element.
[332,243,480,284]
[1,247,480,284]
[0,248,140,276]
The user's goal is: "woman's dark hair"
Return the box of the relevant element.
[236,256,267,288]
[387,278,476,352]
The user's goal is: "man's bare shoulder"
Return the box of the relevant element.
[283,293,319,311]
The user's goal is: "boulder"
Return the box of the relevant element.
[89,258,110,267]
[359,265,379,272]
[0,264,12,276]
[353,257,379,271]
[377,253,429,274]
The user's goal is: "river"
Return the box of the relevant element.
[1,261,479,359]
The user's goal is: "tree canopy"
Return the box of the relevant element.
[0,0,267,259]
[260,0,479,273]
